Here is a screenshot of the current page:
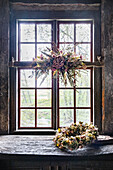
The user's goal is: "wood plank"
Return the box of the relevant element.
[9,0,101,4]
[9,61,104,68]
[0,0,9,134]
[10,2,100,11]
[101,0,113,134]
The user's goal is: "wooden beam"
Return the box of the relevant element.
[85,61,104,68]
[10,2,100,11]
[9,61,104,68]
[9,0,101,4]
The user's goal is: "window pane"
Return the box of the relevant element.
[37,90,51,107]
[59,24,74,42]
[20,44,35,61]
[59,109,74,127]
[76,70,90,87]
[76,44,91,61]
[37,24,52,42]
[20,24,35,42]
[20,109,35,127]
[76,24,91,42]
[59,44,74,53]
[20,70,35,88]
[76,89,90,107]
[59,89,74,107]
[59,78,72,88]
[76,109,90,124]
[20,90,35,107]
[37,109,51,127]
[37,70,52,88]
[37,44,51,56]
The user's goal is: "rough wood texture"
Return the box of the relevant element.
[0,135,112,156]
[10,2,100,11]
[101,0,106,134]
[9,61,104,68]
[0,0,112,135]
[0,135,113,169]
[9,0,101,4]
[0,0,9,134]
[101,0,113,134]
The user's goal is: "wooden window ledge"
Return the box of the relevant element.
[0,135,113,160]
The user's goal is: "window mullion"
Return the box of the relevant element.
[35,23,37,128]
[52,20,58,130]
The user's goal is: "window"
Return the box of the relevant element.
[18,22,53,129]
[57,22,93,128]
[17,20,93,130]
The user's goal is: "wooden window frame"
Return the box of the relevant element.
[57,21,93,127]
[18,21,54,129]
[9,9,101,134]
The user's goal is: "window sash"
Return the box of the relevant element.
[16,20,93,129]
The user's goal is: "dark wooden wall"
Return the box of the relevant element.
[101,0,113,134]
[1,157,113,170]
[0,0,9,134]
[0,0,113,135]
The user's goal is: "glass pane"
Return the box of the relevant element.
[59,89,74,107]
[37,44,51,56]
[76,70,90,87]
[20,44,35,61]
[20,109,35,127]
[59,24,74,42]
[59,44,74,53]
[20,90,35,107]
[76,44,91,61]
[37,70,52,87]
[76,109,90,124]
[76,89,90,107]
[59,109,74,127]
[20,70,35,88]
[37,24,52,42]
[76,24,91,42]
[59,78,72,88]
[20,24,35,42]
[37,109,51,127]
[37,90,51,107]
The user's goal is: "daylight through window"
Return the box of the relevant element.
[17,20,93,129]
